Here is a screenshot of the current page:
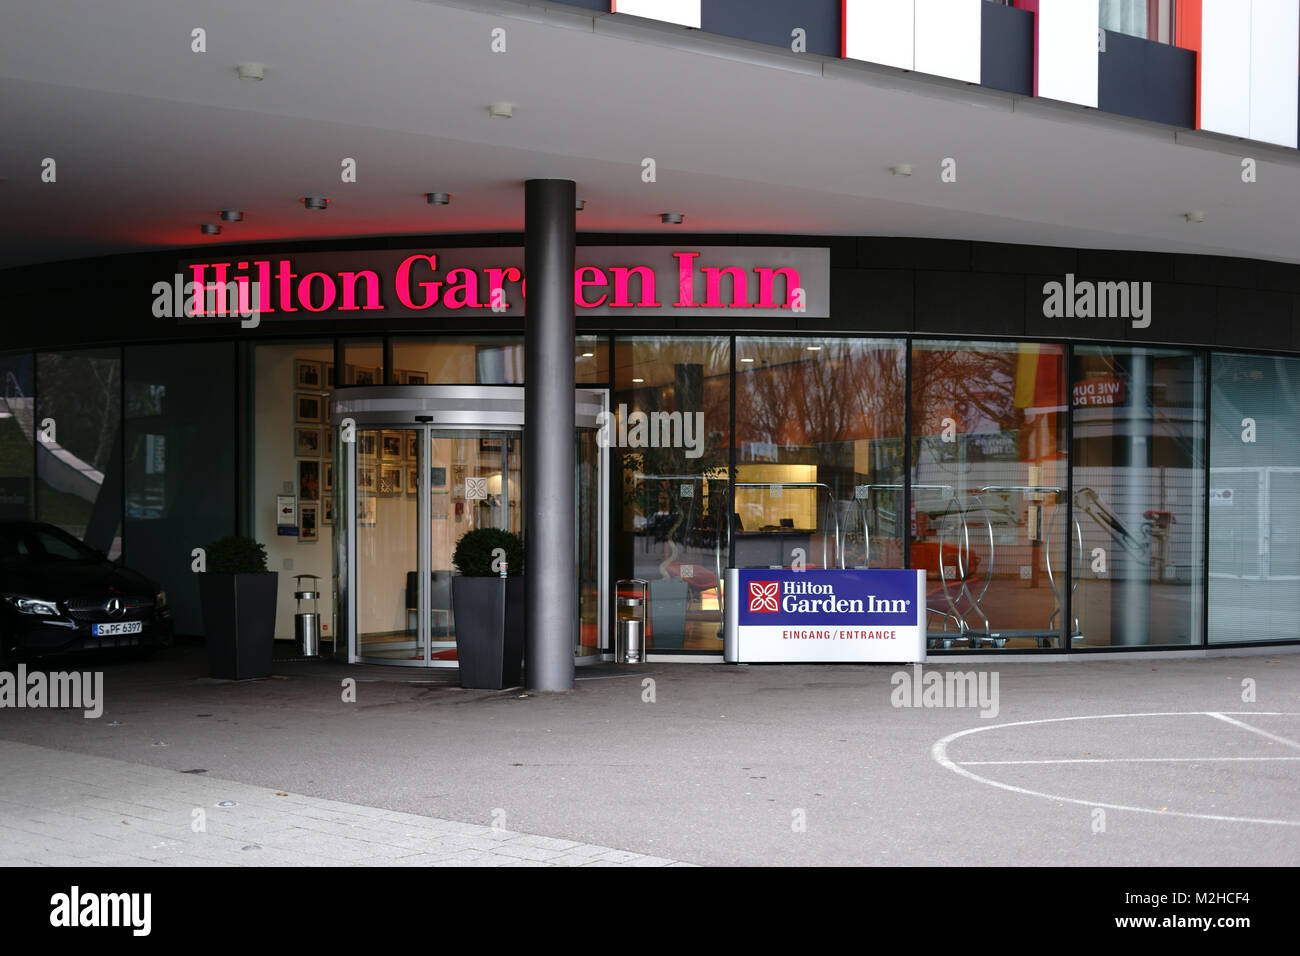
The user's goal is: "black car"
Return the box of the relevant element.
[0,521,173,664]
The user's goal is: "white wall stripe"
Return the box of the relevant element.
[1202,0,1255,139]
[914,0,982,84]
[611,0,701,31]
[1247,0,1300,148]
[1035,0,1099,108]
[844,0,916,71]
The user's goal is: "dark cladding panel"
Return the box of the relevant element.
[548,0,607,10]
[701,0,841,57]
[981,1,1034,96]
[1098,31,1195,129]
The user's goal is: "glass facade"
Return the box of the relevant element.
[3,325,1298,655]
[1209,353,1300,644]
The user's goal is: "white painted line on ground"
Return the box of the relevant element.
[932,712,1300,826]
[958,756,1300,765]
[1206,712,1300,751]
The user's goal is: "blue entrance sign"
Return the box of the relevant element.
[724,568,926,663]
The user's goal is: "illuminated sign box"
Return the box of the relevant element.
[175,246,829,321]
[724,568,926,663]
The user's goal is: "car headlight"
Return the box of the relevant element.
[3,594,59,616]
[156,590,167,609]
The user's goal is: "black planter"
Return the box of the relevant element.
[199,572,279,680]
[451,576,525,689]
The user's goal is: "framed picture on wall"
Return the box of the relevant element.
[378,465,402,496]
[322,495,334,524]
[360,495,377,527]
[298,460,320,501]
[325,364,336,388]
[326,428,336,456]
[354,366,377,386]
[405,432,418,460]
[430,466,447,488]
[295,360,323,390]
[359,463,378,493]
[299,503,318,542]
[358,432,377,457]
[479,435,501,452]
[407,467,419,496]
[323,461,334,493]
[295,393,322,423]
[381,430,403,460]
[405,371,428,385]
[294,426,322,457]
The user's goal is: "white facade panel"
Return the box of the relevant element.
[844,0,916,71]
[914,0,982,83]
[1248,0,1300,148]
[1036,0,1099,108]
[1201,0,1253,138]
[612,0,701,30]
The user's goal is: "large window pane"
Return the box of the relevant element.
[1209,353,1300,643]
[613,337,729,652]
[36,349,122,558]
[1072,346,1204,647]
[390,336,524,385]
[912,341,1068,649]
[0,353,34,520]
[735,337,905,572]
[124,343,236,636]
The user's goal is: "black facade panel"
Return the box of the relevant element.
[973,242,1077,277]
[859,237,971,271]
[1098,31,1196,129]
[980,1,1034,97]
[914,271,1023,337]
[701,0,841,57]
[549,0,607,10]
[1076,249,1175,283]
[825,268,913,332]
[1216,288,1294,349]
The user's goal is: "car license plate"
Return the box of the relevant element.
[94,621,143,636]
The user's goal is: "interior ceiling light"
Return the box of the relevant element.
[301,196,329,210]
[660,212,684,225]
[235,63,264,81]
[632,377,645,383]
[199,223,221,235]
[219,209,243,222]
[425,192,451,205]
[740,357,755,363]
[891,164,914,176]
[487,102,513,119]
[581,352,594,358]
[1184,209,1206,223]
[576,198,586,211]
[806,345,822,351]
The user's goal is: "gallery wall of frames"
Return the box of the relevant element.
[1,332,1296,653]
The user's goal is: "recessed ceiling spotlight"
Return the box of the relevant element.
[891,164,914,176]
[200,223,221,236]
[660,212,684,225]
[632,377,645,383]
[581,352,594,358]
[219,209,243,222]
[1184,209,1206,223]
[740,357,755,363]
[235,63,264,81]
[425,192,451,205]
[576,198,586,211]
[806,345,822,351]
[488,102,513,119]
[301,196,329,210]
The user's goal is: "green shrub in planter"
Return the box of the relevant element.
[204,535,269,574]
[452,528,524,577]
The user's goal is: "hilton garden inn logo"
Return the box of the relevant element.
[596,404,705,459]
[1042,274,1151,329]
[890,664,999,718]
[0,664,103,718]
[50,887,151,936]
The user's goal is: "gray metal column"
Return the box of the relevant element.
[524,179,576,691]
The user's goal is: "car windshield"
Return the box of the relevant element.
[0,524,103,565]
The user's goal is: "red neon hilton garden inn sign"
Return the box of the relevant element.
[176,246,830,320]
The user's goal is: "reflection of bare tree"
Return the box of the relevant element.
[911,346,1017,435]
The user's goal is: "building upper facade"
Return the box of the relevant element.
[564,0,1300,150]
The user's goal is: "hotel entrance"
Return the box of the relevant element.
[330,386,607,667]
